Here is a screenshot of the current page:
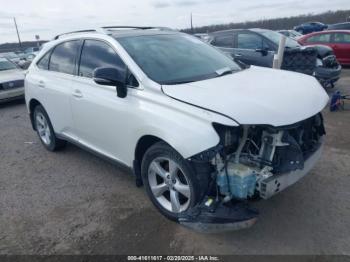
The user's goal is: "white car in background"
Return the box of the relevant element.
[0,58,25,103]
[25,27,328,231]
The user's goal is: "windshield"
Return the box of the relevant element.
[259,30,300,48]
[117,33,241,85]
[0,60,17,71]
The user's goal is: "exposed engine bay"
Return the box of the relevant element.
[180,114,325,232]
[190,113,326,201]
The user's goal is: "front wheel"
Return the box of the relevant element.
[141,142,206,221]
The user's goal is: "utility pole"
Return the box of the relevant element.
[13,17,22,49]
[190,13,193,33]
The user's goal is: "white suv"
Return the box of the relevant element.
[25,27,329,229]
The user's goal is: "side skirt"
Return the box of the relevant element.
[56,133,135,177]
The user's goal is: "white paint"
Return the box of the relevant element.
[26,32,328,169]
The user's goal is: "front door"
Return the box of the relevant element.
[233,32,274,67]
[70,39,139,164]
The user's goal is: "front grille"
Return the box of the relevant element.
[0,80,24,91]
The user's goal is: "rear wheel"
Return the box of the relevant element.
[34,105,66,151]
[141,142,206,221]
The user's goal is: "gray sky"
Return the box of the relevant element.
[0,0,349,43]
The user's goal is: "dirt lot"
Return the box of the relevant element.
[0,70,350,255]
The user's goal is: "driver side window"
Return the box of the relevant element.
[78,39,138,87]
[79,40,126,78]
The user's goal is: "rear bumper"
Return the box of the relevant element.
[259,142,324,199]
[0,87,25,103]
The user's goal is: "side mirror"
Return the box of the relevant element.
[255,48,269,56]
[93,67,128,98]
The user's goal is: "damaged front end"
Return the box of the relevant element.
[180,113,326,232]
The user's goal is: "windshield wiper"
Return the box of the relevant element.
[215,67,234,77]
[163,80,196,85]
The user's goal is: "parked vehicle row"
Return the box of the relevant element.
[293,22,350,34]
[294,22,328,34]
[25,27,328,230]
[208,28,341,88]
[0,47,39,70]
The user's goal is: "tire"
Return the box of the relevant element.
[33,105,66,151]
[141,142,207,221]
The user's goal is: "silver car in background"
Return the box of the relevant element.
[0,58,25,103]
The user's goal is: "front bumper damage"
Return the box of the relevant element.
[180,115,325,233]
[179,199,258,233]
[179,144,323,233]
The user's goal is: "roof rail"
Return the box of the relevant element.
[101,26,155,30]
[53,26,175,40]
[53,29,102,40]
[101,26,175,31]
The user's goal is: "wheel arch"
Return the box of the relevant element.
[28,98,42,130]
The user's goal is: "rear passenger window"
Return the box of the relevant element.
[37,51,51,70]
[211,35,234,48]
[49,41,80,75]
[78,40,126,78]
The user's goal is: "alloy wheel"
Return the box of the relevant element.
[148,157,191,213]
[35,112,51,145]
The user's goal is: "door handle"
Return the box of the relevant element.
[234,53,242,57]
[73,89,83,98]
[38,80,45,88]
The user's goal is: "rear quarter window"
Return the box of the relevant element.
[37,51,51,70]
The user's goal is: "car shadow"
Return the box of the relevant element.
[0,98,25,109]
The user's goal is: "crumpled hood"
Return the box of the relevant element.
[0,69,25,83]
[162,66,329,126]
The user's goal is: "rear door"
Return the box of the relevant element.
[233,32,274,67]
[331,32,350,65]
[30,40,81,138]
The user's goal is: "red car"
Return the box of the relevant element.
[298,30,350,65]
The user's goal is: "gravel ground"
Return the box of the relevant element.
[0,69,349,255]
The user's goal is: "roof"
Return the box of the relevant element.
[0,57,9,62]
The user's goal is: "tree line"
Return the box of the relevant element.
[182,10,350,34]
